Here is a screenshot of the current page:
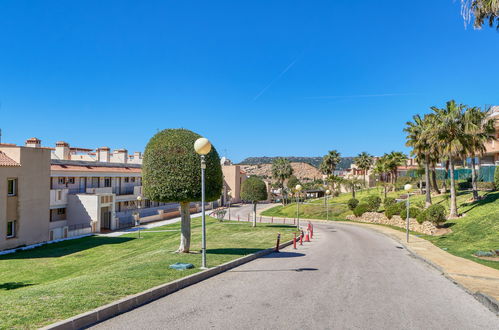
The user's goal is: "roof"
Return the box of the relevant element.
[51,159,141,173]
[0,152,20,167]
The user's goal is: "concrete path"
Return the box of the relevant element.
[91,222,498,329]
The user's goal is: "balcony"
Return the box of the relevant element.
[115,185,143,202]
[86,187,113,194]
[50,188,68,207]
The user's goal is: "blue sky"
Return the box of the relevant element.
[1,1,498,162]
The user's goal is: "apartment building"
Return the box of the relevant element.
[482,106,499,165]
[220,157,247,204]
[0,143,50,251]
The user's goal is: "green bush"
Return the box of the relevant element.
[495,166,499,190]
[457,181,472,191]
[362,195,381,212]
[408,207,421,219]
[347,198,359,210]
[353,203,369,217]
[477,181,496,191]
[396,202,407,216]
[425,204,446,225]
[384,197,396,208]
[416,211,426,224]
[385,204,399,219]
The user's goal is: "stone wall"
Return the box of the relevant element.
[346,212,438,235]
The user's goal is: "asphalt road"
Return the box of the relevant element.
[91,208,498,330]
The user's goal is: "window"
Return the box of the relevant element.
[131,177,136,183]
[6,221,15,238]
[104,177,111,187]
[7,179,17,196]
[57,208,66,215]
[124,177,129,183]
[57,190,62,200]
[68,177,75,184]
[58,177,65,185]
[145,200,151,208]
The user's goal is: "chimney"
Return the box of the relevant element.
[97,147,110,162]
[112,149,128,164]
[55,141,70,160]
[25,137,41,148]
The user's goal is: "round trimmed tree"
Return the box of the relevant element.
[142,129,223,253]
[240,177,268,227]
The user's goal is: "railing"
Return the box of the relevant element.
[68,188,86,195]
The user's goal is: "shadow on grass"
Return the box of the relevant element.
[459,191,499,214]
[0,282,34,290]
[0,236,135,260]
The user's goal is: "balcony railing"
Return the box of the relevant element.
[50,189,68,206]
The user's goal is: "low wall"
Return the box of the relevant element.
[346,212,438,235]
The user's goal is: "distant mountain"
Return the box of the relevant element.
[238,156,354,170]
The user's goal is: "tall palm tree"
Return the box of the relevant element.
[373,156,390,199]
[424,113,442,194]
[385,151,407,186]
[461,0,499,29]
[463,106,496,201]
[320,150,341,176]
[354,152,374,187]
[404,114,432,207]
[271,158,294,205]
[342,177,363,199]
[428,100,467,218]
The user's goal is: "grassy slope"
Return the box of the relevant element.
[262,189,499,270]
[0,217,296,329]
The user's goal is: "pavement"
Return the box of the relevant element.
[91,221,498,329]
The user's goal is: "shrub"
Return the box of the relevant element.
[385,204,399,219]
[476,181,496,191]
[353,203,369,217]
[384,197,396,208]
[347,198,359,210]
[332,190,340,197]
[425,204,446,225]
[416,211,426,224]
[362,195,381,212]
[408,207,421,219]
[495,166,499,190]
[396,202,407,216]
[396,203,420,219]
[457,181,472,191]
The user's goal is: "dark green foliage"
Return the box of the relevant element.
[408,207,421,219]
[477,181,496,190]
[142,129,223,202]
[495,166,499,189]
[396,201,407,216]
[353,203,369,217]
[241,177,268,202]
[384,197,396,207]
[424,204,447,225]
[362,195,381,212]
[286,175,300,190]
[385,204,399,219]
[347,198,359,210]
[457,181,472,191]
[416,211,426,224]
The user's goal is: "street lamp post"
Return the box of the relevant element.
[325,189,331,220]
[136,195,142,238]
[194,137,212,269]
[404,184,413,243]
[295,184,302,229]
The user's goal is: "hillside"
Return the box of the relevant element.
[240,162,323,182]
[238,156,354,170]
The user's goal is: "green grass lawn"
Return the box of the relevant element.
[263,188,499,270]
[0,217,297,329]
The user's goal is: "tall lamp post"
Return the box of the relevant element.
[325,189,331,220]
[194,137,212,269]
[404,184,413,243]
[295,184,302,229]
[136,195,142,238]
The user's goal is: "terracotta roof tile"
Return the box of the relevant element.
[0,152,20,167]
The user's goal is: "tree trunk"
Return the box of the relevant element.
[431,167,441,194]
[384,185,387,200]
[253,202,257,227]
[471,157,479,201]
[281,183,285,206]
[449,157,458,218]
[363,172,367,188]
[424,160,432,207]
[177,201,191,253]
[352,185,356,199]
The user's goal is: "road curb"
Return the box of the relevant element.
[42,240,293,330]
[334,221,499,315]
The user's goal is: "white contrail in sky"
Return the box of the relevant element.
[304,93,418,99]
[253,56,301,102]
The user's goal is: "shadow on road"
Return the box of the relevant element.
[263,252,305,258]
[230,267,318,273]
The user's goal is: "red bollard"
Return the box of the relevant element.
[274,233,281,252]
[293,233,297,249]
[304,232,310,242]
[299,233,303,245]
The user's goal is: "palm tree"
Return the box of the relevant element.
[463,106,496,201]
[320,150,341,176]
[373,156,391,199]
[354,152,374,187]
[404,114,432,207]
[461,0,499,29]
[428,100,467,218]
[342,177,364,198]
[384,151,407,186]
[271,158,293,205]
